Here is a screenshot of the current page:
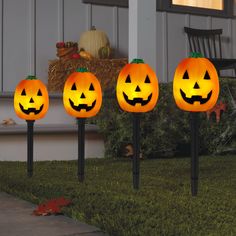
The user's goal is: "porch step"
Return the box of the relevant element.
[0,94,104,161]
[0,124,104,161]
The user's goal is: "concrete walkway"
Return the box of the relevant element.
[0,192,107,236]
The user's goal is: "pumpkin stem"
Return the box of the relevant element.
[26,75,37,80]
[189,52,203,58]
[131,58,144,64]
[76,67,89,73]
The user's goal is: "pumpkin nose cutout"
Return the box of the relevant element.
[193,82,200,89]
[80,93,86,98]
[29,98,34,103]
[135,85,141,92]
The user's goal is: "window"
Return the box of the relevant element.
[172,0,223,10]
[157,0,233,18]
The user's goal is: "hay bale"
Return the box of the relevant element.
[48,58,128,92]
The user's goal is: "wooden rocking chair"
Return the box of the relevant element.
[184,27,236,77]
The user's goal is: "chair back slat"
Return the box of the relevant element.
[196,37,201,54]
[184,27,223,59]
[218,35,222,59]
[212,35,217,58]
[207,37,212,58]
[191,36,196,52]
[187,34,193,52]
[201,37,207,57]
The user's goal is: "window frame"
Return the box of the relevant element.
[82,0,128,8]
[82,0,234,18]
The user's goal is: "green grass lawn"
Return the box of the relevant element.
[0,156,235,236]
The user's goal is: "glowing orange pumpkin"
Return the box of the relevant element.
[116,59,159,113]
[173,54,219,112]
[63,68,102,118]
[14,76,49,120]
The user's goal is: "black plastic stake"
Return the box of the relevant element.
[77,118,85,182]
[133,113,140,190]
[26,120,35,177]
[190,112,199,196]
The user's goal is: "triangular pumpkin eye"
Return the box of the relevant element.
[89,83,95,91]
[21,89,26,96]
[125,75,131,83]
[204,71,210,80]
[183,70,189,79]
[71,83,76,90]
[144,75,150,83]
[37,89,42,96]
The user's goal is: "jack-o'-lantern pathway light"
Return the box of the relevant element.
[14,75,49,177]
[173,52,219,112]
[63,68,102,182]
[116,59,159,190]
[173,52,220,196]
[63,68,102,118]
[116,58,159,113]
[14,75,49,120]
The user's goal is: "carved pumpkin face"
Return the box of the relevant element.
[116,59,159,113]
[63,68,102,118]
[14,76,49,120]
[173,56,219,112]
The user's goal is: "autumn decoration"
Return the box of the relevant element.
[116,58,159,113]
[98,44,112,59]
[79,50,93,60]
[173,52,220,196]
[63,68,102,182]
[173,53,219,112]
[63,68,102,118]
[14,75,49,177]
[206,101,226,123]
[33,197,72,216]
[1,118,16,125]
[78,26,111,59]
[116,58,159,190]
[14,76,49,121]
[56,41,78,61]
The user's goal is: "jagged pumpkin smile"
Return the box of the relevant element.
[180,89,212,104]
[69,99,96,112]
[123,92,152,106]
[19,103,44,115]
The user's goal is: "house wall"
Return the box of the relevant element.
[0,0,235,161]
[0,0,236,91]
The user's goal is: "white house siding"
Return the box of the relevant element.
[0,0,236,90]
